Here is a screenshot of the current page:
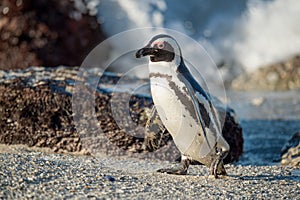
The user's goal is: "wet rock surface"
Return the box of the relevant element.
[281,132,300,166]
[231,55,300,91]
[0,66,243,163]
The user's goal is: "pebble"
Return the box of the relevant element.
[251,97,264,106]
[104,175,115,182]
[0,145,299,199]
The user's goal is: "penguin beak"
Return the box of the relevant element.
[135,47,156,58]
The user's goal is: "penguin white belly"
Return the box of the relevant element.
[150,78,188,136]
[150,76,214,159]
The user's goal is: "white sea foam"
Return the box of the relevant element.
[74,0,300,81]
[219,0,300,72]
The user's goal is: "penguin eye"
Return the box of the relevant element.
[157,42,165,49]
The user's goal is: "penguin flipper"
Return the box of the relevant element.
[144,106,167,152]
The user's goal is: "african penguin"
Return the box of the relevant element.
[136,34,230,178]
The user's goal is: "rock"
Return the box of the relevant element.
[218,107,243,163]
[231,55,300,91]
[0,66,243,163]
[281,132,300,166]
[0,0,106,70]
[251,97,264,106]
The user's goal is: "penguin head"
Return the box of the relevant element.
[136,34,182,65]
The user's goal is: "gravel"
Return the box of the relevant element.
[0,145,299,199]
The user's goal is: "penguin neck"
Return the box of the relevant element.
[148,61,176,77]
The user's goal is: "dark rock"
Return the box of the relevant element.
[104,175,115,182]
[231,55,300,91]
[218,107,243,163]
[0,78,80,153]
[0,66,243,163]
[281,132,300,166]
[0,0,105,70]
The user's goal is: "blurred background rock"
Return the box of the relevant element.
[1,0,299,90]
[0,0,105,69]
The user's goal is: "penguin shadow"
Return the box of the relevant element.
[156,172,299,182]
[231,173,300,182]
[228,119,300,182]
[185,168,300,182]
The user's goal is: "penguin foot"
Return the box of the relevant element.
[157,158,190,175]
[157,166,187,175]
[210,150,228,178]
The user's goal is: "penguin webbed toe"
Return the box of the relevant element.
[157,167,188,175]
[157,158,190,175]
